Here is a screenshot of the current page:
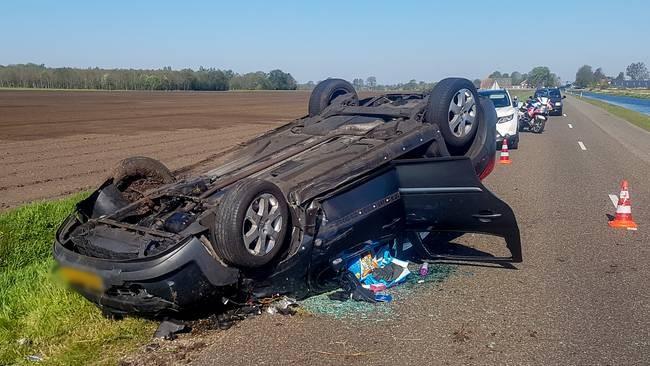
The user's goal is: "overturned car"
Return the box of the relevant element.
[54,78,521,317]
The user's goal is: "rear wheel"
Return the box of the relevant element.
[425,78,480,151]
[210,179,289,268]
[111,156,175,201]
[308,79,358,117]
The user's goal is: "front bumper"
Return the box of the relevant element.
[54,218,240,316]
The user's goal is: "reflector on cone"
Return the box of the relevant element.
[609,180,638,230]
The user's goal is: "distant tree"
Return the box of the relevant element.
[510,71,522,85]
[366,76,377,89]
[267,69,297,90]
[626,62,649,80]
[575,65,594,88]
[352,78,364,89]
[488,71,502,78]
[528,66,555,87]
[615,72,625,82]
[501,73,509,78]
[403,79,418,90]
[472,78,481,88]
[593,67,606,82]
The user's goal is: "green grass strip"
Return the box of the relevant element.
[574,95,650,132]
[0,194,154,365]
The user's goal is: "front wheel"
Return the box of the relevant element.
[210,179,289,268]
[532,118,546,133]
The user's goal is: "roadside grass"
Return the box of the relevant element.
[0,194,155,365]
[507,89,535,101]
[584,88,650,100]
[572,95,650,132]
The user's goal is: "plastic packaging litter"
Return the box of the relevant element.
[419,262,429,277]
[374,294,392,302]
[265,296,298,315]
[347,244,411,289]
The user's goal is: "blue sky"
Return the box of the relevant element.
[2,0,649,84]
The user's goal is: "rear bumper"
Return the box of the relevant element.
[54,221,240,316]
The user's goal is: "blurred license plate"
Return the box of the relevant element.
[60,267,104,291]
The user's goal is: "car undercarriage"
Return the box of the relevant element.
[53,78,521,317]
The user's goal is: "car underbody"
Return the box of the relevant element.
[53,78,522,317]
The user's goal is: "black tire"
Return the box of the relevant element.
[510,134,519,149]
[210,179,289,268]
[426,78,480,149]
[533,119,546,134]
[308,79,358,117]
[111,156,175,192]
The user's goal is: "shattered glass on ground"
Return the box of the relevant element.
[300,263,458,320]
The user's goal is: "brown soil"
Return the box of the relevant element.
[0,90,310,209]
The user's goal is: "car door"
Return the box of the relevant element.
[394,156,522,262]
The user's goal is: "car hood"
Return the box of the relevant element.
[495,106,516,118]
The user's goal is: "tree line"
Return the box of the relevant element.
[480,67,560,88]
[574,62,649,88]
[0,63,298,91]
[298,76,436,92]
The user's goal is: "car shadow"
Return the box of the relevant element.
[411,233,519,270]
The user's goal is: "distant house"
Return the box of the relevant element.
[480,78,513,90]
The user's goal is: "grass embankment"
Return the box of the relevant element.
[572,95,650,132]
[0,194,154,365]
[585,88,650,100]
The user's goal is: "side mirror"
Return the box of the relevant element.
[562,95,567,99]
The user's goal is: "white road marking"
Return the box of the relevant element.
[568,123,573,129]
[578,141,587,150]
[563,113,567,117]
[609,194,619,208]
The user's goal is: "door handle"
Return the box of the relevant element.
[472,212,502,222]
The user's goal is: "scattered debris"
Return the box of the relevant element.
[264,296,298,315]
[300,262,456,319]
[419,262,429,276]
[153,319,189,340]
[26,355,44,362]
[452,323,471,343]
[17,337,32,346]
[347,244,411,290]
[374,294,392,302]
[487,342,496,350]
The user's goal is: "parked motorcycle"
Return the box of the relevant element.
[517,97,547,133]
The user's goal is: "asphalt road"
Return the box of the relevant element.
[134,97,650,365]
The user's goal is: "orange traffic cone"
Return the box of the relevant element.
[499,139,511,165]
[609,180,638,230]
